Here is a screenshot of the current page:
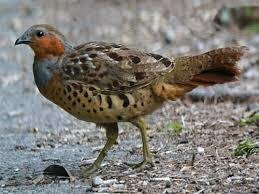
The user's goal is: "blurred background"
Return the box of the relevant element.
[0,0,258,193]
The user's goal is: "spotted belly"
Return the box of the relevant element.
[43,81,164,123]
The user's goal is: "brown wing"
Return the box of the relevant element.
[60,42,175,93]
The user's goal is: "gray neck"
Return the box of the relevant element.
[33,57,59,89]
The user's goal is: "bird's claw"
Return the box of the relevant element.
[80,164,99,177]
[125,158,154,171]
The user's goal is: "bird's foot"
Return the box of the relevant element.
[80,164,100,177]
[125,158,154,171]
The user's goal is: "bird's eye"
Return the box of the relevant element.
[36,30,44,37]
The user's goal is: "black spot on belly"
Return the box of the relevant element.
[84,91,88,98]
[118,94,130,108]
[117,115,123,120]
[73,91,78,97]
[66,85,72,92]
[97,95,102,104]
[71,83,81,90]
[106,96,112,109]
[78,85,83,93]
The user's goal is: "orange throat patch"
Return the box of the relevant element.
[30,35,65,59]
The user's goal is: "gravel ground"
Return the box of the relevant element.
[0,0,258,193]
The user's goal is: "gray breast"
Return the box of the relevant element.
[33,57,59,89]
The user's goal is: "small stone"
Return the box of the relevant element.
[80,158,96,165]
[97,187,109,192]
[59,179,69,184]
[227,176,243,182]
[180,166,192,172]
[151,177,170,182]
[92,176,104,187]
[112,183,125,190]
[92,187,109,193]
[163,189,173,194]
[14,168,20,172]
[197,147,205,154]
[92,177,117,187]
[128,174,137,178]
[102,179,117,186]
[142,180,148,186]
[245,177,254,181]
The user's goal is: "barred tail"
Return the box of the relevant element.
[153,46,248,100]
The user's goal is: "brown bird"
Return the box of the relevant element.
[15,24,247,176]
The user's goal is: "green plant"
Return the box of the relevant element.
[239,113,259,126]
[233,139,257,157]
[167,121,183,136]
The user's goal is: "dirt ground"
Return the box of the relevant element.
[0,0,258,193]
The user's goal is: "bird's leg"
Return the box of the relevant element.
[127,117,154,170]
[81,123,118,177]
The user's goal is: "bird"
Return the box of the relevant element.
[15,24,247,177]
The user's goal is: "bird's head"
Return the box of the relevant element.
[15,24,73,59]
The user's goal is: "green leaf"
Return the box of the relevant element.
[167,121,183,136]
[233,139,258,157]
[240,113,259,126]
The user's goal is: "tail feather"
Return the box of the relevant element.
[190,68,240,86]
[155,46,248,100]
[170,46,248,86]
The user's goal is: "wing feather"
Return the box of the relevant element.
[59,42,175,93]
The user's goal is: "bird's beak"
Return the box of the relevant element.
[15,33,31,45]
